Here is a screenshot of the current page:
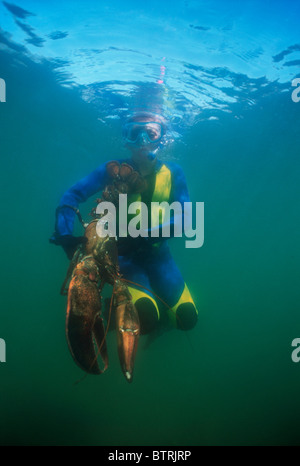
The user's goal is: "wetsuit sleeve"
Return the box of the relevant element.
[170,162,191,206]
[52,163,109,239]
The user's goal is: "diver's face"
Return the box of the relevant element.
[124,119,163,161]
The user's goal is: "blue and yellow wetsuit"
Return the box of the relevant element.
[52,158,198,333]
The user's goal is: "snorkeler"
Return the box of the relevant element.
[50,112,198,336]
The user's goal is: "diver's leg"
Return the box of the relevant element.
[118,256,160,334]
[144,243,198,331]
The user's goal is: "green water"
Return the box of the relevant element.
[0,47,300,446]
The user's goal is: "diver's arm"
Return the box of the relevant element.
[169,161,191,209]
[51,163,109,240]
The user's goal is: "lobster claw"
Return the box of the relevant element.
[66,258,108,375]
[115,281,140,383]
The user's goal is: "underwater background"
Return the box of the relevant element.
[0,0,300,446]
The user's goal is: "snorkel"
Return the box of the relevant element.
[147,140,165,161]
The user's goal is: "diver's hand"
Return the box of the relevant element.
[49,235,88,260]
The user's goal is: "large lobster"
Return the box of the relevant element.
[61,161,148,383]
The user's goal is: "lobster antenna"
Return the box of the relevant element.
[121,278,174,312]
[87,282,114,374]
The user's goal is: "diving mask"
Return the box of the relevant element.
[124,121,163,146]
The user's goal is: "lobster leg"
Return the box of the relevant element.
[114,279,140,383]
[66,255,108,374]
